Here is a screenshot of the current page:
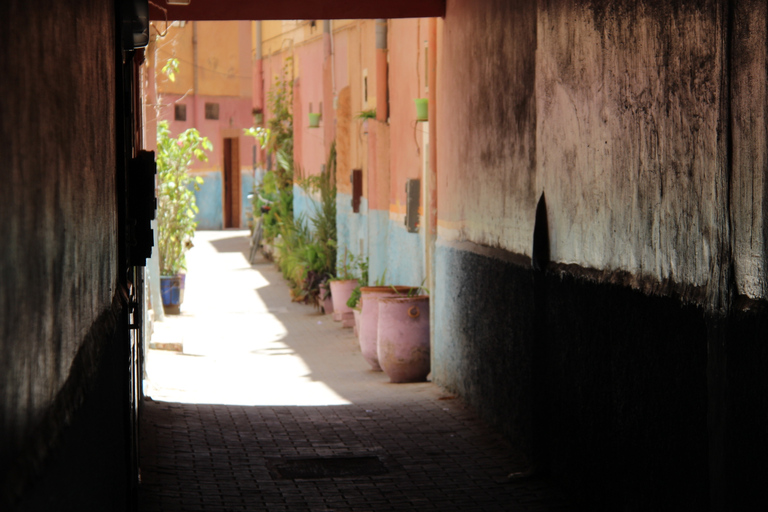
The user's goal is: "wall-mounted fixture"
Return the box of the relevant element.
[127,151,156,266]
[252,108,263,125]
[120,0,149,50]
[405,178,420,233]
[351,169,363,213]
[414,99,428,122]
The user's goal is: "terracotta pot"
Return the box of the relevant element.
[329,279,358,322]
[377,296,430,383]
[358,286,418,371]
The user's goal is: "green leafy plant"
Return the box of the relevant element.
[355,108,376,120]
[161,57,180,82]
[346,257,370,309]
[156,120,213,275]
[334,248,359,281]
[390,277,429,297]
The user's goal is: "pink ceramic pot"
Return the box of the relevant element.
[353,309,361,337]
[322,292,334,316]
[329,279,358,322]
[359,286,417,371]
[377,296,430,383]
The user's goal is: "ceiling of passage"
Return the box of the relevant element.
[149,0,445,21]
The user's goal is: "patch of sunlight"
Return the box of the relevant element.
[145,278,350,405]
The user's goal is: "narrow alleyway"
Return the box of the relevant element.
[139,231,572,511]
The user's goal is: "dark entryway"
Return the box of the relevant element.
[223,137,241,228]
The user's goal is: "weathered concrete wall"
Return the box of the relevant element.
[731,0,768,300]
[0,0,127,508]
[537,0,729,307]
[435,0,768,508]
[437,0,537,249]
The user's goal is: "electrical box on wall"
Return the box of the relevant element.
[405,179,420,233]
[127,150,156,266]
[121,0,149,50]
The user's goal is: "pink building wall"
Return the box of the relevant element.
[163,94,255,172]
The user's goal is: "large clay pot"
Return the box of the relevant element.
[329,279,358,323]
[359,286,417,371]
[353,309,361,338]
[377,296,430,383]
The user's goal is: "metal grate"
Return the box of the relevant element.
[267,456,387,480]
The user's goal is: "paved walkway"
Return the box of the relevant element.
[139,231,572,511]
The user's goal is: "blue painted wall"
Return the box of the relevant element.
[336,192,424,286]
[293,184,319,228]
[193,171,222,230]
[192,170,256,230]
[241,172,255,227]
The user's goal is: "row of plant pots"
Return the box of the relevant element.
[328,280,430,383]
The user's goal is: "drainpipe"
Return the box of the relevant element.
[426,17,437,367]
[375,19,388,122]
[192,21,199,128]
[254,21,263,112]
[253,21,264,168]
[323,20,334,157]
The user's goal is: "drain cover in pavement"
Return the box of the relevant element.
[267,456,387,480]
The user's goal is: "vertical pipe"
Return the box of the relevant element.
[427,19,437,239]
[323,20,333,156]
[426,17,438,366]
[192,21,199,128]
[253,20,263,111]
[375,19,388,122]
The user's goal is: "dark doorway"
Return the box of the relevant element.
[223,137,241,228]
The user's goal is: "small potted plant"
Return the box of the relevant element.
[156,120,213,314]
[414,98,428,122]
[346,258,370,336]
[329,248,359,326]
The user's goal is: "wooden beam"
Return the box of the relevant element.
[149,0,445,21]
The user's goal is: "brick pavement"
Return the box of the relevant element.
[139,231,573,511]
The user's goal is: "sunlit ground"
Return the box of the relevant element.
[144,230,353,406]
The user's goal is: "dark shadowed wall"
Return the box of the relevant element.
[435,0,768,509]
[0,0,128,509]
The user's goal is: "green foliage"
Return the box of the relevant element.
[355,108,377,120]
[243,61,340,309]
[334,248,359,281]
[346,257,370,309]
[256,143,338,308]
[162,58,180,82]
[156,120,212,275]
[247,57,294,192]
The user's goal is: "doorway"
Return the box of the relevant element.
[223,137,241,228]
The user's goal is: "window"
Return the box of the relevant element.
[205,102,219,120]
[174,104,187,121]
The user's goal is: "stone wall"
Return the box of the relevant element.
[435,0,768,508]
[0,0,128,508]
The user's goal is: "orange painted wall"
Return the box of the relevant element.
[388,18,429,215]
[148,20,254,172]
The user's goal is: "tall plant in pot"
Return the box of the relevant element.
[156,120,213,314]
[329,249,359,325]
